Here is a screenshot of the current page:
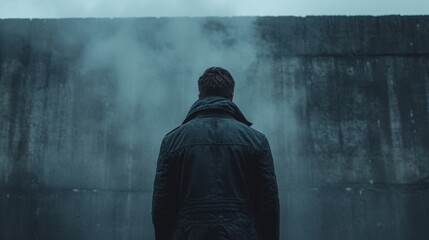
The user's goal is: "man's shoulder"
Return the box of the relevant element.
[165,125,181,137]
[246,126,269,148]
[163,120,194,138]
[248,127,267,140]
[161,122,192,144]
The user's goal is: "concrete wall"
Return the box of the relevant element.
[0,16,428,240]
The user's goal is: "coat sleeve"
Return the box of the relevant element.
[152,138,178,240]
[254,136,280,240]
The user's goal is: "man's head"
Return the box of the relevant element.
[198,67,235,100]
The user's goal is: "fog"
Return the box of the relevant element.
[73,17,302,192]
[80,18,262,142]
[1,0,428,18]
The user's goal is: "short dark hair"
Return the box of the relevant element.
[198,67,235,99]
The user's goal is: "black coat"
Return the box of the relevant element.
[152,96,279,240]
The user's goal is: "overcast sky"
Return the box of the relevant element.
[0,0,428,18]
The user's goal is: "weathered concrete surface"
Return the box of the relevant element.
[0,16,428,240]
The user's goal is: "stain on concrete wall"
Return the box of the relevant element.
[0,16,428,240]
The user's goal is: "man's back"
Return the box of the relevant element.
[152,96,279,240]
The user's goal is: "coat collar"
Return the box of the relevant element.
[182,96,252,126]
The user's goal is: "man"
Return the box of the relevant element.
[152,67,279,240]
